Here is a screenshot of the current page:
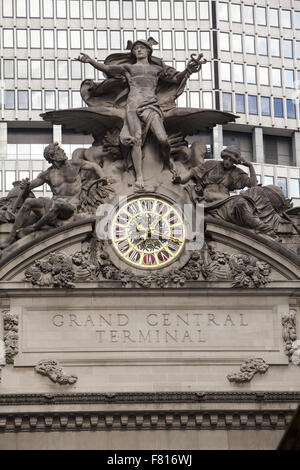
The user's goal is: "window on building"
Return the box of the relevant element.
[72,91,82,108]
[271,38,280,57]
[177,92,187,108]
[97,31,108,49]
[277,177,288,196]
[264,176,274,185]
[281,10,291,28]
[70,30,81,49]
[233,64,243,82]
[30,30,41,48]
[70,0,80,18]
[16,0,27,17]
[17,59,27,79]
[245,35,255,54]
[297,42,300,59]
[161,1,171,19]
[220,33,229,51]
[200,32,210,50]
[18,91,29,109]
[247,65,256,84]
[83,0,93,18]
[296,11,300,29]
[244,5,254,24]
[109,0,120,18]
[186,1,196,19]
[57,30,68,49]
[199,1,209,19]
[235,94,245,113]
[136,0,146,19]
[261,97,270,116]
[149,1,158,19]
[231,4,241,22]
[3,29,14,48]
[287,99,296,118]
[58,61,68,79]
[202,91,212,108]
[31,91,42,109]
[110,31,121,49]
[285,70,294,88]
[44,60,55,79]
[44,30,54,48]
[29,0,40,17]
[162,31,172,50]
[96,0,106,18]
[45,90,55,109]
[257,6,266,25]
[71,61,82,80]
[16,30,27,48]
[5,171,16,191]
[4,60,14,79]
[187,31,198,50]
[58,91,69,109]
[221,63,231,81]
[190,91,200,108]
[43,0,54,17]
[258,37,267,55]
[259,67,269,86]
[124,31,134,48]
[272,68,282,87]
[290,179,300,198]
[56,0,67,18]
[248,95,258,114]
[201,61,211,80]
[175,31,185,50]
[84,63,95,79]
[223,93,232,112]
[219,2,228,21]
[283,40,293,58]
[274,98,283,117]
[123,0,133,19]
[232,34,242,53]
[4,91,15,110]
[3,0,13,17]
[84,30,94,49]
[174,1,183,19]
[269,8,279,27]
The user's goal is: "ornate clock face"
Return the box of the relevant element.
[111,197,185,269]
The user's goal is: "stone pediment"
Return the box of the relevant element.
[0,216,299,287]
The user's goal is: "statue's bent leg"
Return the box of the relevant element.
[232,198,277,237]
[149,116,177,176]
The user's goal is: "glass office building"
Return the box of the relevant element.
[1,0,300,203]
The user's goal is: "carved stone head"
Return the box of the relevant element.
[44,142,67,164]
[220,146,241,165]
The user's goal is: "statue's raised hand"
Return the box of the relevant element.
[187,53,207,75]
[77,52,92,64]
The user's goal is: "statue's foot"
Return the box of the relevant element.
[135,177,145,190]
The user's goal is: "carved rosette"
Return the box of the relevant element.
[227,358,269,384]
[35,359,78,385]
[3,310,18,364]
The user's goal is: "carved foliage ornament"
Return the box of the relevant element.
[24,239,271,289]
[227,358,269,384]
[35,360,78,385]
[3,311,18,364]
[281,310,300,365]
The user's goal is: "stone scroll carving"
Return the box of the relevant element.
[35,360,78,385]
[227,358,269,384]
[3,311,19,364]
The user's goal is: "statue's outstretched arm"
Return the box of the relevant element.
[77,53,126,76]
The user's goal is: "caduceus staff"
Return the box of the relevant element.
[175,53,207,100]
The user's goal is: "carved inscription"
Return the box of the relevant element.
[47,311,250,348]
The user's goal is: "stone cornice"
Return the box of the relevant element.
[0,391,300,405]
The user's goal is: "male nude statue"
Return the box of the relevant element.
[78,39,203,189]
[0,142,106,248]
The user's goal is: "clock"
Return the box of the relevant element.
[111,196,185,269]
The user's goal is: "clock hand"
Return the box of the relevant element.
[150,230,183,244]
